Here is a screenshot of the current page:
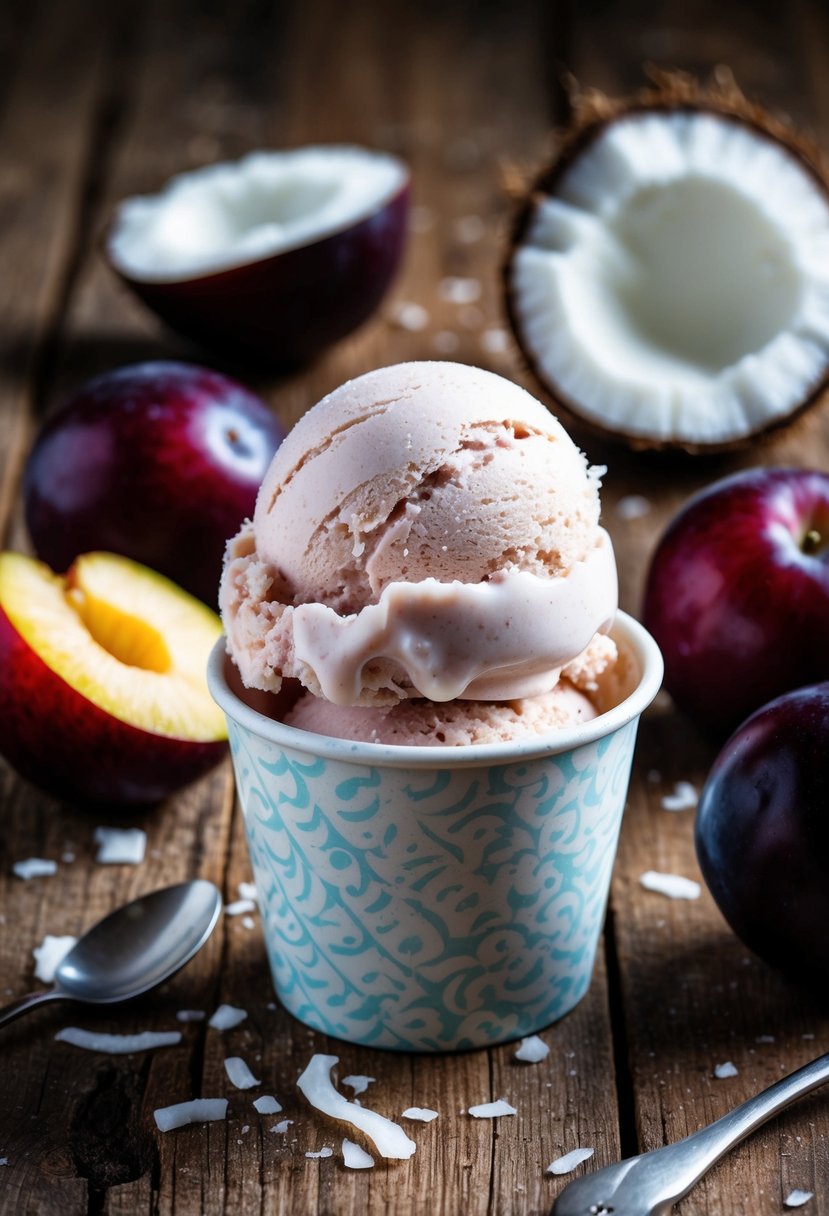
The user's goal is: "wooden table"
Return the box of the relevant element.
[3,1,829,1212]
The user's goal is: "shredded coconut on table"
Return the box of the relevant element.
[615,494,652,521]
[480,327,510,354]
[241,916,255,930]
[33,935,77,983]
[306,1147,334,1159]
[439,276,481,304]
[13,858,57,880]
[93,827,146,865]
[785,1190,814,1208]
[297,1054,416,1160]
[661,782,698,812]
[224,1057,260,1089]
[714,1061,738,1079]
[253,1095,282,1114]
[547,1147,595,1175]
[154,1098,228,1132]
[389,301,430,332]
[270,1120,292,1134]
[639,871,701,900]
[55,1027,181,1053]
[208,1004,247,1030]
[468,1100,516,1118]
[514,1035,549,1063]
[343,1139,374,1169]
[402,1107,439,1122]
[224,899,256,916]
[237,881,257,901]
[342,1075,375,1096]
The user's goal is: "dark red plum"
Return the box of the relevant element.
[643,467,829,738]
[23,362,284,605]
[695,683,829,984]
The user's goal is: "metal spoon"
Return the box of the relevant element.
[0,880,222,1029]
[552,1049,829,1216]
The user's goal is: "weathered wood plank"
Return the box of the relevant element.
[72,0,624,1213]
[567,3,829,1213]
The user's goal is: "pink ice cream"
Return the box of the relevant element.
[220,361,617,711]
[285,683,597,746]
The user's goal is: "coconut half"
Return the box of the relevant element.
[106,146,410,365]
[505,73,829,450]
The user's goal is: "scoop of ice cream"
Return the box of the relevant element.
[221,361,617,705]
[285,681,597,746]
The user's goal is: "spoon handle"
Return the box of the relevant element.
[0,988,65,1029]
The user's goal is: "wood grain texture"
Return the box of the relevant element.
[2,0,829,1213]
[568,3,829,1213]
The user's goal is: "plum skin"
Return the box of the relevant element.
[22,361,283,606]
[643,467,829,738]
[695,682,829,983]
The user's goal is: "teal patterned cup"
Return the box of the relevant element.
[208,612,662,1052]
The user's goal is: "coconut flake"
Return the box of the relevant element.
[481,327,510,354]
[224,1057,260,1090]
[785,1190,814,1208]
[241,916,255,930]
[514,1035,550,1063]
[661,781,698,812]
[342,1075,375,1096]
[547,1147,595,1175]
[389,301,430,332]
[225,899,257,917]
[306,1147,334,1159]
[93,827,146,865]
[639,871,701,900]
[55,1027,181,1053]
[154,1098,228,1132]
[237,881,257,901]
[297,1054,416,1160]
[402,1107,439,1122]
[714,1061,739,1079]
[13,858,57,880]
[343,1139,374,1169]
[208,1004,247,1030]
[33,935,77,983]
[176,1010,206,1023]
[616,494,652,521]
[253,1095,282,1114]
[440,276,482,305]
[271,1119,293,1133]
[468,1100,517,1118]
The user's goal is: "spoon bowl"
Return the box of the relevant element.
[0,880,223,1028]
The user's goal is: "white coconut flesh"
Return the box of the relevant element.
[108,146,408,282]
[510,111,829,446]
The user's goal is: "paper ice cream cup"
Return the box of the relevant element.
[208,611,662,1052]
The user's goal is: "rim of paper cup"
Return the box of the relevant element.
[207,610,663,769]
